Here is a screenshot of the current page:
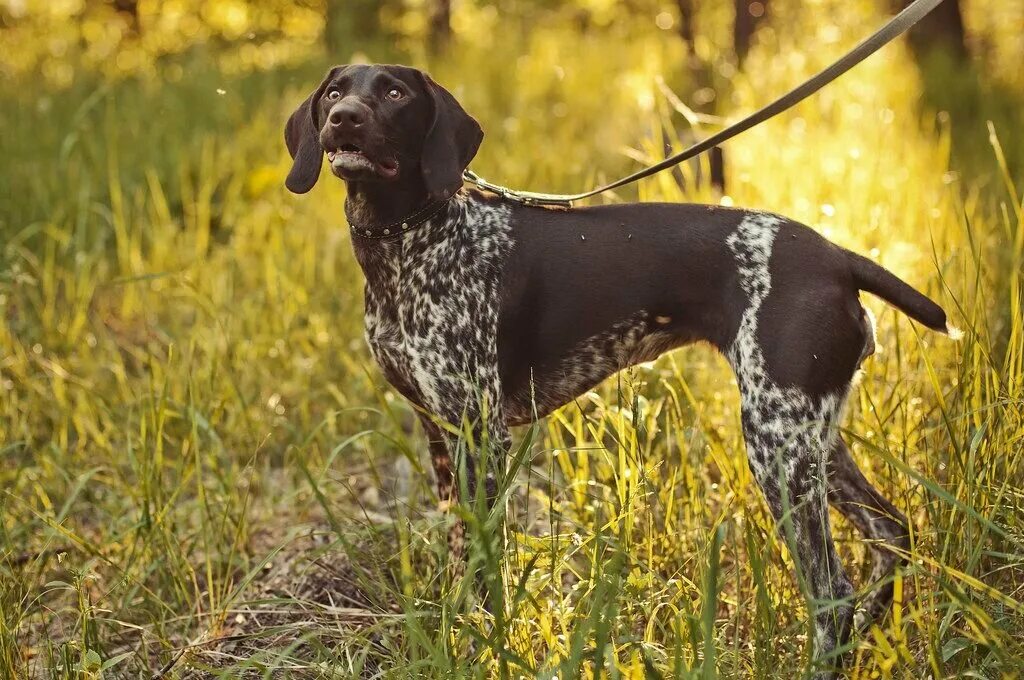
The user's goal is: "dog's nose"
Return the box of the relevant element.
[328,99,368,129]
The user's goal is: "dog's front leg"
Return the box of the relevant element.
[419,414,465,567]
[419,410,509,588]
[459,412,509,608]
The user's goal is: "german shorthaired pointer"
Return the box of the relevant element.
[284,64,956,677]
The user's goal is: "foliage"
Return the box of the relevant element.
[1,0,1023,678]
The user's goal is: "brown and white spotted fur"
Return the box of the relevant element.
[284,64,957,678]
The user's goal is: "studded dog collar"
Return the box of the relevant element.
[347,196,453,240]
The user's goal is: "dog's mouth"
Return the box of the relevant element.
[327,143,399,179]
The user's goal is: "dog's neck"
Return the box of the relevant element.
[343,179,434,229]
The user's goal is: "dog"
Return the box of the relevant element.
[284,63,956,677]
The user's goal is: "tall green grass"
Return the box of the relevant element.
[2,6,1023,679]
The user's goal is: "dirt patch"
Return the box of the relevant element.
[174,529,404,678]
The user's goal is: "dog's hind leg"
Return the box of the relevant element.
[739,389,855,679]
[725,213,855,676]
[827,437,910,629]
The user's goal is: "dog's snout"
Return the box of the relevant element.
[328,108,361,127]
[328,99,369,129]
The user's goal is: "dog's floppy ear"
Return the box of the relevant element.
[284,67,343,194]
[418,73,483,200]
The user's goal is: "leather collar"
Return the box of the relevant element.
[347,197,452,240]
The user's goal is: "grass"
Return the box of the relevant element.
[2,3,1023,678]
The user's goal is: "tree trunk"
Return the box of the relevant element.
[896,0,968,62]
[675,0,696,56]
[324,0,381,55]
[663,0,729,193]
[428,0,452,55]
[112,0,140,34]
[733,0,768,66]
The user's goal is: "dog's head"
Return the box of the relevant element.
[284,64,483,200]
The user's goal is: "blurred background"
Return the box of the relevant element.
[1,1,1023,678]
[1,0,1022,226]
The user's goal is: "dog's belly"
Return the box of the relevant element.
[368,306,679,427]
[502,311,681,424]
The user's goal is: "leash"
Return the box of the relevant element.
[462,0,945,208]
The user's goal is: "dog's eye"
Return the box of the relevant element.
[385,88,404,101]
[326,89,341,101]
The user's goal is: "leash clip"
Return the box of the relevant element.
[462,169,523,202]
[463,170,573,209]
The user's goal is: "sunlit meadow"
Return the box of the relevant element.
[1,1,1022,678]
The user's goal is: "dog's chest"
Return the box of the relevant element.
[357,199,513,419]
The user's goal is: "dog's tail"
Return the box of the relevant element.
[845,250,961,338]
